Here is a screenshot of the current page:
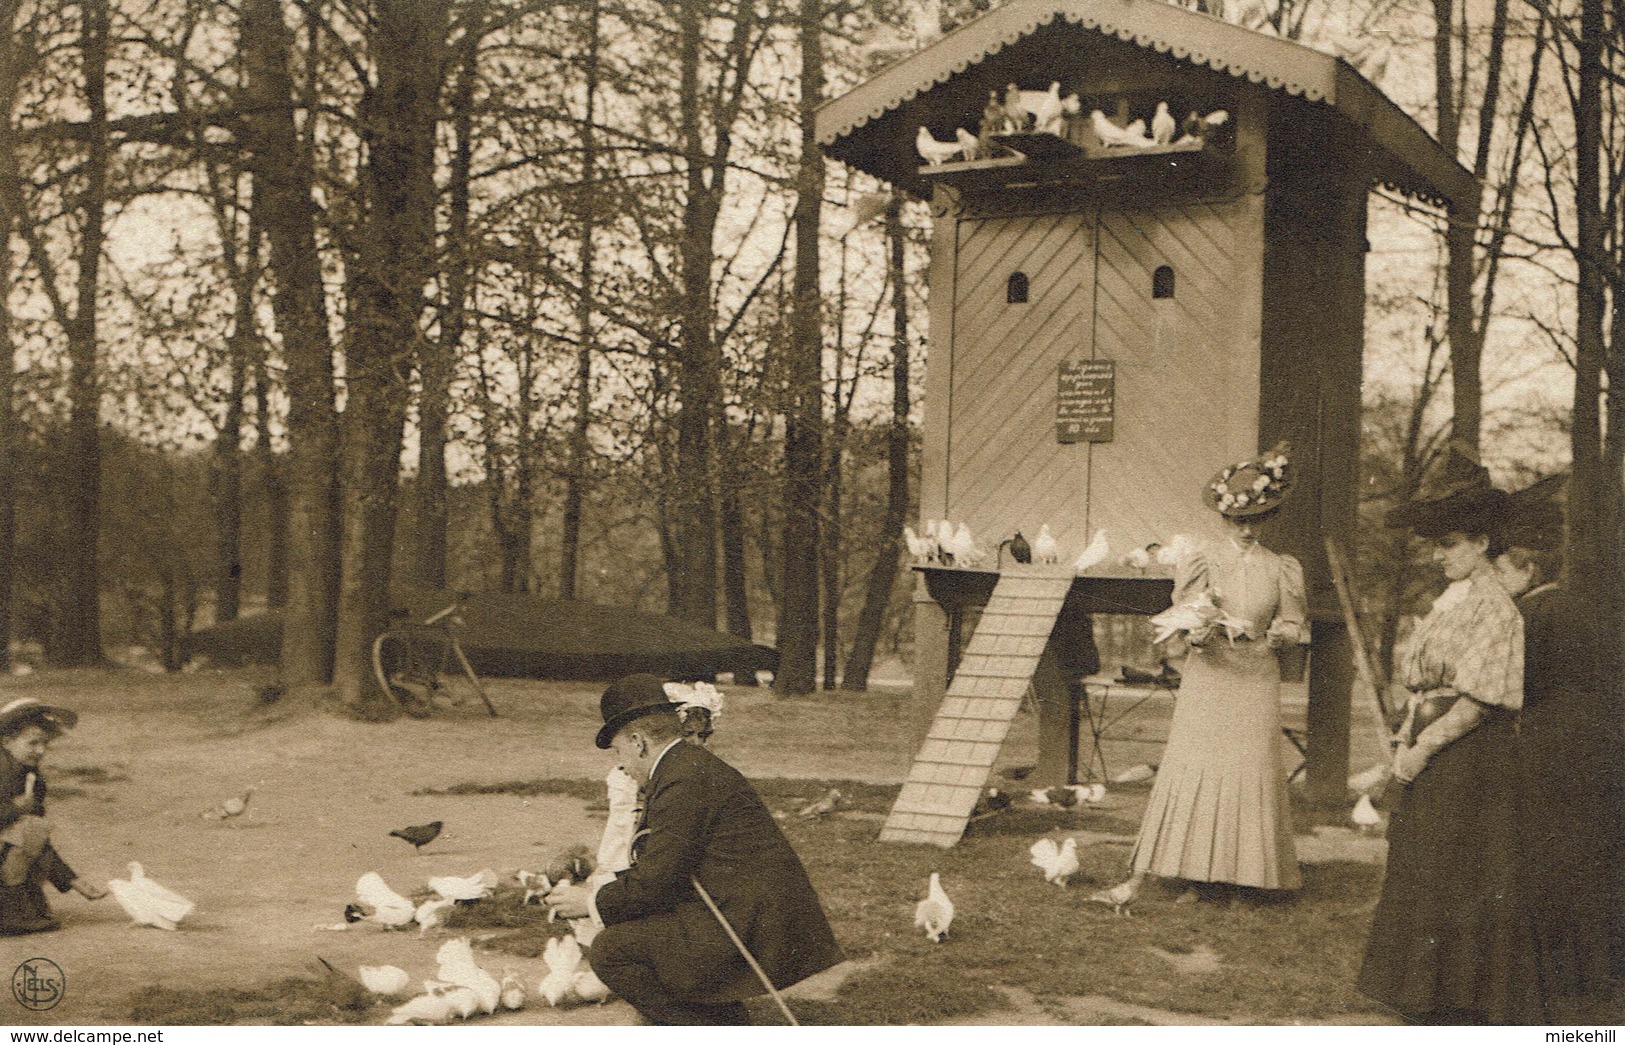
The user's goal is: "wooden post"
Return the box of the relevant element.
[1306,620,1352,809]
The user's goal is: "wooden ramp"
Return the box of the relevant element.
[880,570,1074,846]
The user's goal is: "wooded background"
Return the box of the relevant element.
[0,0,1619,705]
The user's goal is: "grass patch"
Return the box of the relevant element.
[777,809,1389,1025]
[413,776,903,815]
[54,765,130,784]
[413,778,604,801]
[128,977,380,1026]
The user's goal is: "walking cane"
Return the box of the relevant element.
[689,875,800,1027]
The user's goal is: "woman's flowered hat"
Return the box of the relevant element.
[1203,441,1294,519]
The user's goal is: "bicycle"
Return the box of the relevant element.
[371,592,499,718]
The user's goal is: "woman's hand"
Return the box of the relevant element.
[1391,742,1431,784]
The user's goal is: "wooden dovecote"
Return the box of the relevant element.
[817,0,1475,835]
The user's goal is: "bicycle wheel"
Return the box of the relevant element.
[372,631,435,718]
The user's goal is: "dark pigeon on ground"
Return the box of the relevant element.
[390,821,443,850]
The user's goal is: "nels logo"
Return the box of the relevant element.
[12,958,65,1012]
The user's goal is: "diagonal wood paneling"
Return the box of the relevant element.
[1087,202,1261,551]
[947,211,1097,558]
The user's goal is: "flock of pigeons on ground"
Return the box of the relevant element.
[916,81,1232,167]
[903,521,1197,576]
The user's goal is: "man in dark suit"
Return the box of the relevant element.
[544,674,844,1025]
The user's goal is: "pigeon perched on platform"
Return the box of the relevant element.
[107,862,194,931]
[1180,109,1230,143]
[914,872,954,943]
[202,787,255,821]
[1091,110,1151,148]
[1152,101,1177,145]
[354,871,416,929]
[1157,534,1198,567]
[916,126,964,166]
[1021,81,1065,135]
[390,821,443,850]
[1074,529,1111,573]
[1124,543,1158,571]
[1029,836,1081,886]
[359,965,412,997]
[956,127,983,162]
[1008,532,1033,564]
[1033,524,1059,564]
[904,525,933,563]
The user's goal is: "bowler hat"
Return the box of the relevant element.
[595,674,676,749]
[1204,441,1294,519]
[0,698,77,738]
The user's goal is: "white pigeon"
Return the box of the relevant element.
[955,127,983,162]
[499,969,527,1010]
[437,938,502,1014]
[904,525,932,562]
[416,896,455,935]
[1204,110,1229,128]
[1033,524,1059,564]
[1073,529,1110,573]
[1061,92,1082,115]
[1124,545,1155,570]
[355,871,416,929]
[916,125,964,166]
[950,523,982,566]
[1351,793,1384,832]
[1029,836,1081,886]
[571,967,613,1004]
[1151,101,1177,145]
[429,872,494,902]
[108,862,194,931]
[1156,534,1198,567]
[1113,763,1157,784]
[1027,81,1065,134]
[913,872,954,943]
[386,992,457,1026]
[1086,783,1107,804]
[539,935,586,1006]
[359,965,411,997]
[1090,110,1152,148]
[441,986,482,1020]
[936,519,955,560]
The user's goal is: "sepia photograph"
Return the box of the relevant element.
[0,0,1621,1032]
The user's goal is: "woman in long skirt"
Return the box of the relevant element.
[1357,457,1541,1024]
[1089,442,1308,912]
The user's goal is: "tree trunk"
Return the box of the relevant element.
[58,0,111,667]
[0,0,21,672]
[1567,0,1609,613]
[561,0,601,602]
[212,206,258,625]
[669,0,721,627]
[820,411,845,689]
[330,0,449,707]
[775,0,825,694]
[843,195,910,691]
[254,344,289,608]
[240,0,337,682]
[718,418,757,685]
[418,2,483,593]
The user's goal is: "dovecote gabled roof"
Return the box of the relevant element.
[816,0,1478,212]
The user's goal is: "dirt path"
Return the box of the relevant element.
[1,667,1394,1027]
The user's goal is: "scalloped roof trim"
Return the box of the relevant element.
[818,5,1336,148]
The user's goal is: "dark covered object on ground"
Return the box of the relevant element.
[181,591,777,681]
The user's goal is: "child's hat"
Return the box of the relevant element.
[0,697,78,737]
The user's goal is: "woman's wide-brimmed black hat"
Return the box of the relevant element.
[1384,443,1511,536]
[0,697,78,738]
[595,673,676,749]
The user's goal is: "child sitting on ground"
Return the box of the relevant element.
[0,698,105,935]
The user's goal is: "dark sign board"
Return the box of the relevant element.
[1057,359,1115,443]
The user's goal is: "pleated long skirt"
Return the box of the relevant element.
[1130,639,1301,890]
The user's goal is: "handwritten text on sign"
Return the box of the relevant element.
[1057,360,1115,443]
